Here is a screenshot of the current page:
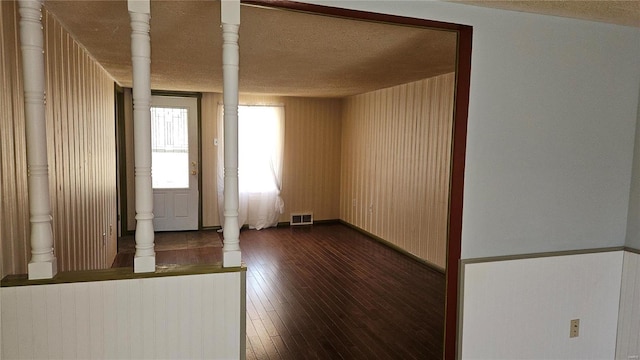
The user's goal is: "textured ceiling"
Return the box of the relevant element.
[43,1,457,97]
[452,1,640,28]
[43,1,639,98]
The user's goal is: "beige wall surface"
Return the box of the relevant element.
[340,73,455,269]
[201,92,222,228]
[199,94,342,227]
[0,1,117,276]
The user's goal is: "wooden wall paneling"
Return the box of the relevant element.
[340,73,455,269]
[3,273,245,359]
[201,92,222,227]
[462,252,622,359]
[0,0,6,276]
[52,20,65,270]
[90,54,99,268]
[282,97,342,222]
[44,11,59,271]
[61,27,74,271]
[615,251,640,359]
[1,0,29,276]
[48,13,62,272]
[0,0,13,275]
[75,42,85,270]
[415,82,428,258]
[87,52,94,268]
[1,2,117,275]
[1,0,16,276]
[66,31,78,269]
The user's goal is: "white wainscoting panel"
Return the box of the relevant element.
[616,251,640,359]
[1,271,244,359]
[461,251,623,360]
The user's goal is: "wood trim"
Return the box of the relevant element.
[461,246,626,265]
[624,246,640,255]
[242,0,464,31]
[448,26,472,360]
[1,263,246,287]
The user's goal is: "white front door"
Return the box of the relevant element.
[150,95,199,231]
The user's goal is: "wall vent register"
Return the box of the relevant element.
[291,213,313,226]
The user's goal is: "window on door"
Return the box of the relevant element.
[151,106,189,189]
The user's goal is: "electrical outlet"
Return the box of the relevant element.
[352,199,356,207]
[368,205,373,214]
[628,356,639,360]
[570,319,579,338]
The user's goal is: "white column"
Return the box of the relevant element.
[19,0,58,280]
[129,0,155,273]
[221,0,241,267]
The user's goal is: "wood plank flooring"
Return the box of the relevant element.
[114,223,445,359]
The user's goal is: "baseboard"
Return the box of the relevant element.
[338,220,445,274]
[201,225,222,231]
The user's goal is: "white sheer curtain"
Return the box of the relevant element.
[217,104,285,230]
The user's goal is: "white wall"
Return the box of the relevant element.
[462,251,623,359]
[616,251,640,360]
[1,271,245,360]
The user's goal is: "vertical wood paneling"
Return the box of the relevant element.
[201,92,223,228]
[282,97,342,223]
[200,94,342,227]
[463,252,622,359]
[0,1,117,276]
[1,272,244,359]
[0,0,30,276]
[341,73,455,269]
[615,251,640,359]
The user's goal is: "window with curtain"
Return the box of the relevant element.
[217,104,285,230]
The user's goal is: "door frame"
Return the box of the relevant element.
[115,90,203,235]
[242,1,472,359]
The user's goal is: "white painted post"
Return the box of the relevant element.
[221,0,241,267]
[128,0,155,273]
[19,0,58,280]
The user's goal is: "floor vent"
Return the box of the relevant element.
[291,213,313,226]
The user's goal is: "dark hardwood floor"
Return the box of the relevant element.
[113,223,445,359]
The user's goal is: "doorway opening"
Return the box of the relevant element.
[151,95,199,231]
[241,2,472,359]
[116,92,203,235]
